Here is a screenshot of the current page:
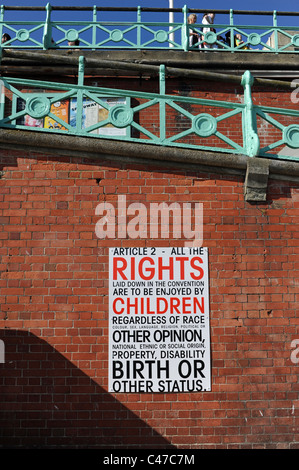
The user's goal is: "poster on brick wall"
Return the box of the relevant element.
[16,97,43,127]
[70,97,99,134]
[69,97,128,136]
[97,97,128,137]
[109,247,211,393]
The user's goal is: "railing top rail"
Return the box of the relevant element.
[1,67,298,162]
[1,6,299,16]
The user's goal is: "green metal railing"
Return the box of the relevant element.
[0,56,298,162]
[0,4,299,53]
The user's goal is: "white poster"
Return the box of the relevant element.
[70,97,99,134]
[109,247,211,393]
[97,97,128,136]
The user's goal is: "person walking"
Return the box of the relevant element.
[202,12,215,49]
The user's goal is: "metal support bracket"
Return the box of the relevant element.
[241,70,260,158]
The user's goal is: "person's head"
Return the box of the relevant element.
[188,14,197,24]
[2,33,11,44]
[236,33,242,40]
[68,39,80,46]
[203,12,215,19]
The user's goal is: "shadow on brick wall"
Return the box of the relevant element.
[0,329,174,449]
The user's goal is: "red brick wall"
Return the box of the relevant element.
[0,147,298,449]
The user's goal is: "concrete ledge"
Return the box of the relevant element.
[0,128,249,171]
[1,50,299,78]
[104,50,299,72]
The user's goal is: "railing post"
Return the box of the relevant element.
[76,56,85,134]
[0,5,4,47]
[0,5,4,63]
[92,5,97,51]
[159,64,166,143]
[43,2,52,50]
[169,0,174,46]
[273,10,278,53]
[181,5,188,52]
[229,9,234,52]
[137,6,141,51]
[241,70,260,157]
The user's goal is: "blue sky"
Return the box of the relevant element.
[2,1,299,35]
[3,0,298,21]
[6,0,297,8]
